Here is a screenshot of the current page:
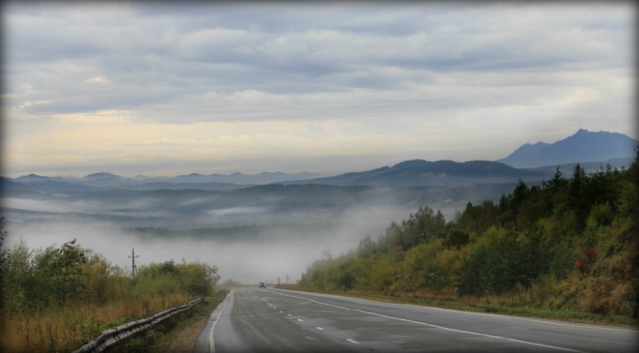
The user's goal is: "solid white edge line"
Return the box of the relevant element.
[353,308,582,352]
[273,288,638,333]
[268,288,581,353]
[209,292,231,353]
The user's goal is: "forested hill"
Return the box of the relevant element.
[299,152,639,320]
[283,160,551,187]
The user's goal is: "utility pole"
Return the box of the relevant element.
[286,275,289,284]
[128,248,139,278]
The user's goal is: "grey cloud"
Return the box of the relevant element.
[5,3,633,122]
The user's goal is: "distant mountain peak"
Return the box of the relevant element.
[497,129,638,168]
[15,174,53,182]
[83,172,123,180]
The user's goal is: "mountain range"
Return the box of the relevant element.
[2,129,636,194]
[2,171,321,193]
[282,160,552,187]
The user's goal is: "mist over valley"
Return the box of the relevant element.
[2,180,520,283]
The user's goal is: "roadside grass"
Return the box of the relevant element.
[274,284,638,327]
[0,293,194,353]
[117,289,228,353]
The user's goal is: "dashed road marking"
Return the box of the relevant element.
[298,319,304,321]
[287,314,291,316]
[265,289,351,310]
[268,288,583,353]
[346,339,359,344]
[316,327,324,330]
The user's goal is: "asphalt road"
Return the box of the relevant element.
[194,287,638,353]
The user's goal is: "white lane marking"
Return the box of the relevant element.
[268,289,581,353]
[278,288,637,332]
[287,314,291,316]
[265,289,351,310]
[353,308,582,352]
[346,339,359,344]
[280,311,283,313]
[316,327,324,330]
[274,307,277,309]
[298,319,304,321]
[209,292,231,353]
[248,292,262,301]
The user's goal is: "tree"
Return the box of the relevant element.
[358,235,377,258]
[51,239,88,305]
[569,164,590,230]
[444,229,469,249]
[320,248,333,260]
[543,167,565,194]
[0,217,8,281]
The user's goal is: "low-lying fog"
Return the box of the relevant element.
[1,184,496,284]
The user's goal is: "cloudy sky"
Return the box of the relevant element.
[2,2,635,178]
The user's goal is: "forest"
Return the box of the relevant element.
[0,227,220,353]
[298,150,639,322]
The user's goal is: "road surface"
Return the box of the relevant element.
[194,287,638,353]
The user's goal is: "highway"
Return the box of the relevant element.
[194,287,638,353]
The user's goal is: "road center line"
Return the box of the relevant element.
[268,289,581,353]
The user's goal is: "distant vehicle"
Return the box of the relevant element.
[259,282,266,288]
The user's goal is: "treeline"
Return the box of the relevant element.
[299,151,639,319]
[0,225,220,352]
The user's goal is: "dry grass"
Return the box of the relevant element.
[1,293,194,353]
[149,291,227,353]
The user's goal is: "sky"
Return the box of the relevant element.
[2,2,636,178]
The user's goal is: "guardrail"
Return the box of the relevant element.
[72,297,205,353]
